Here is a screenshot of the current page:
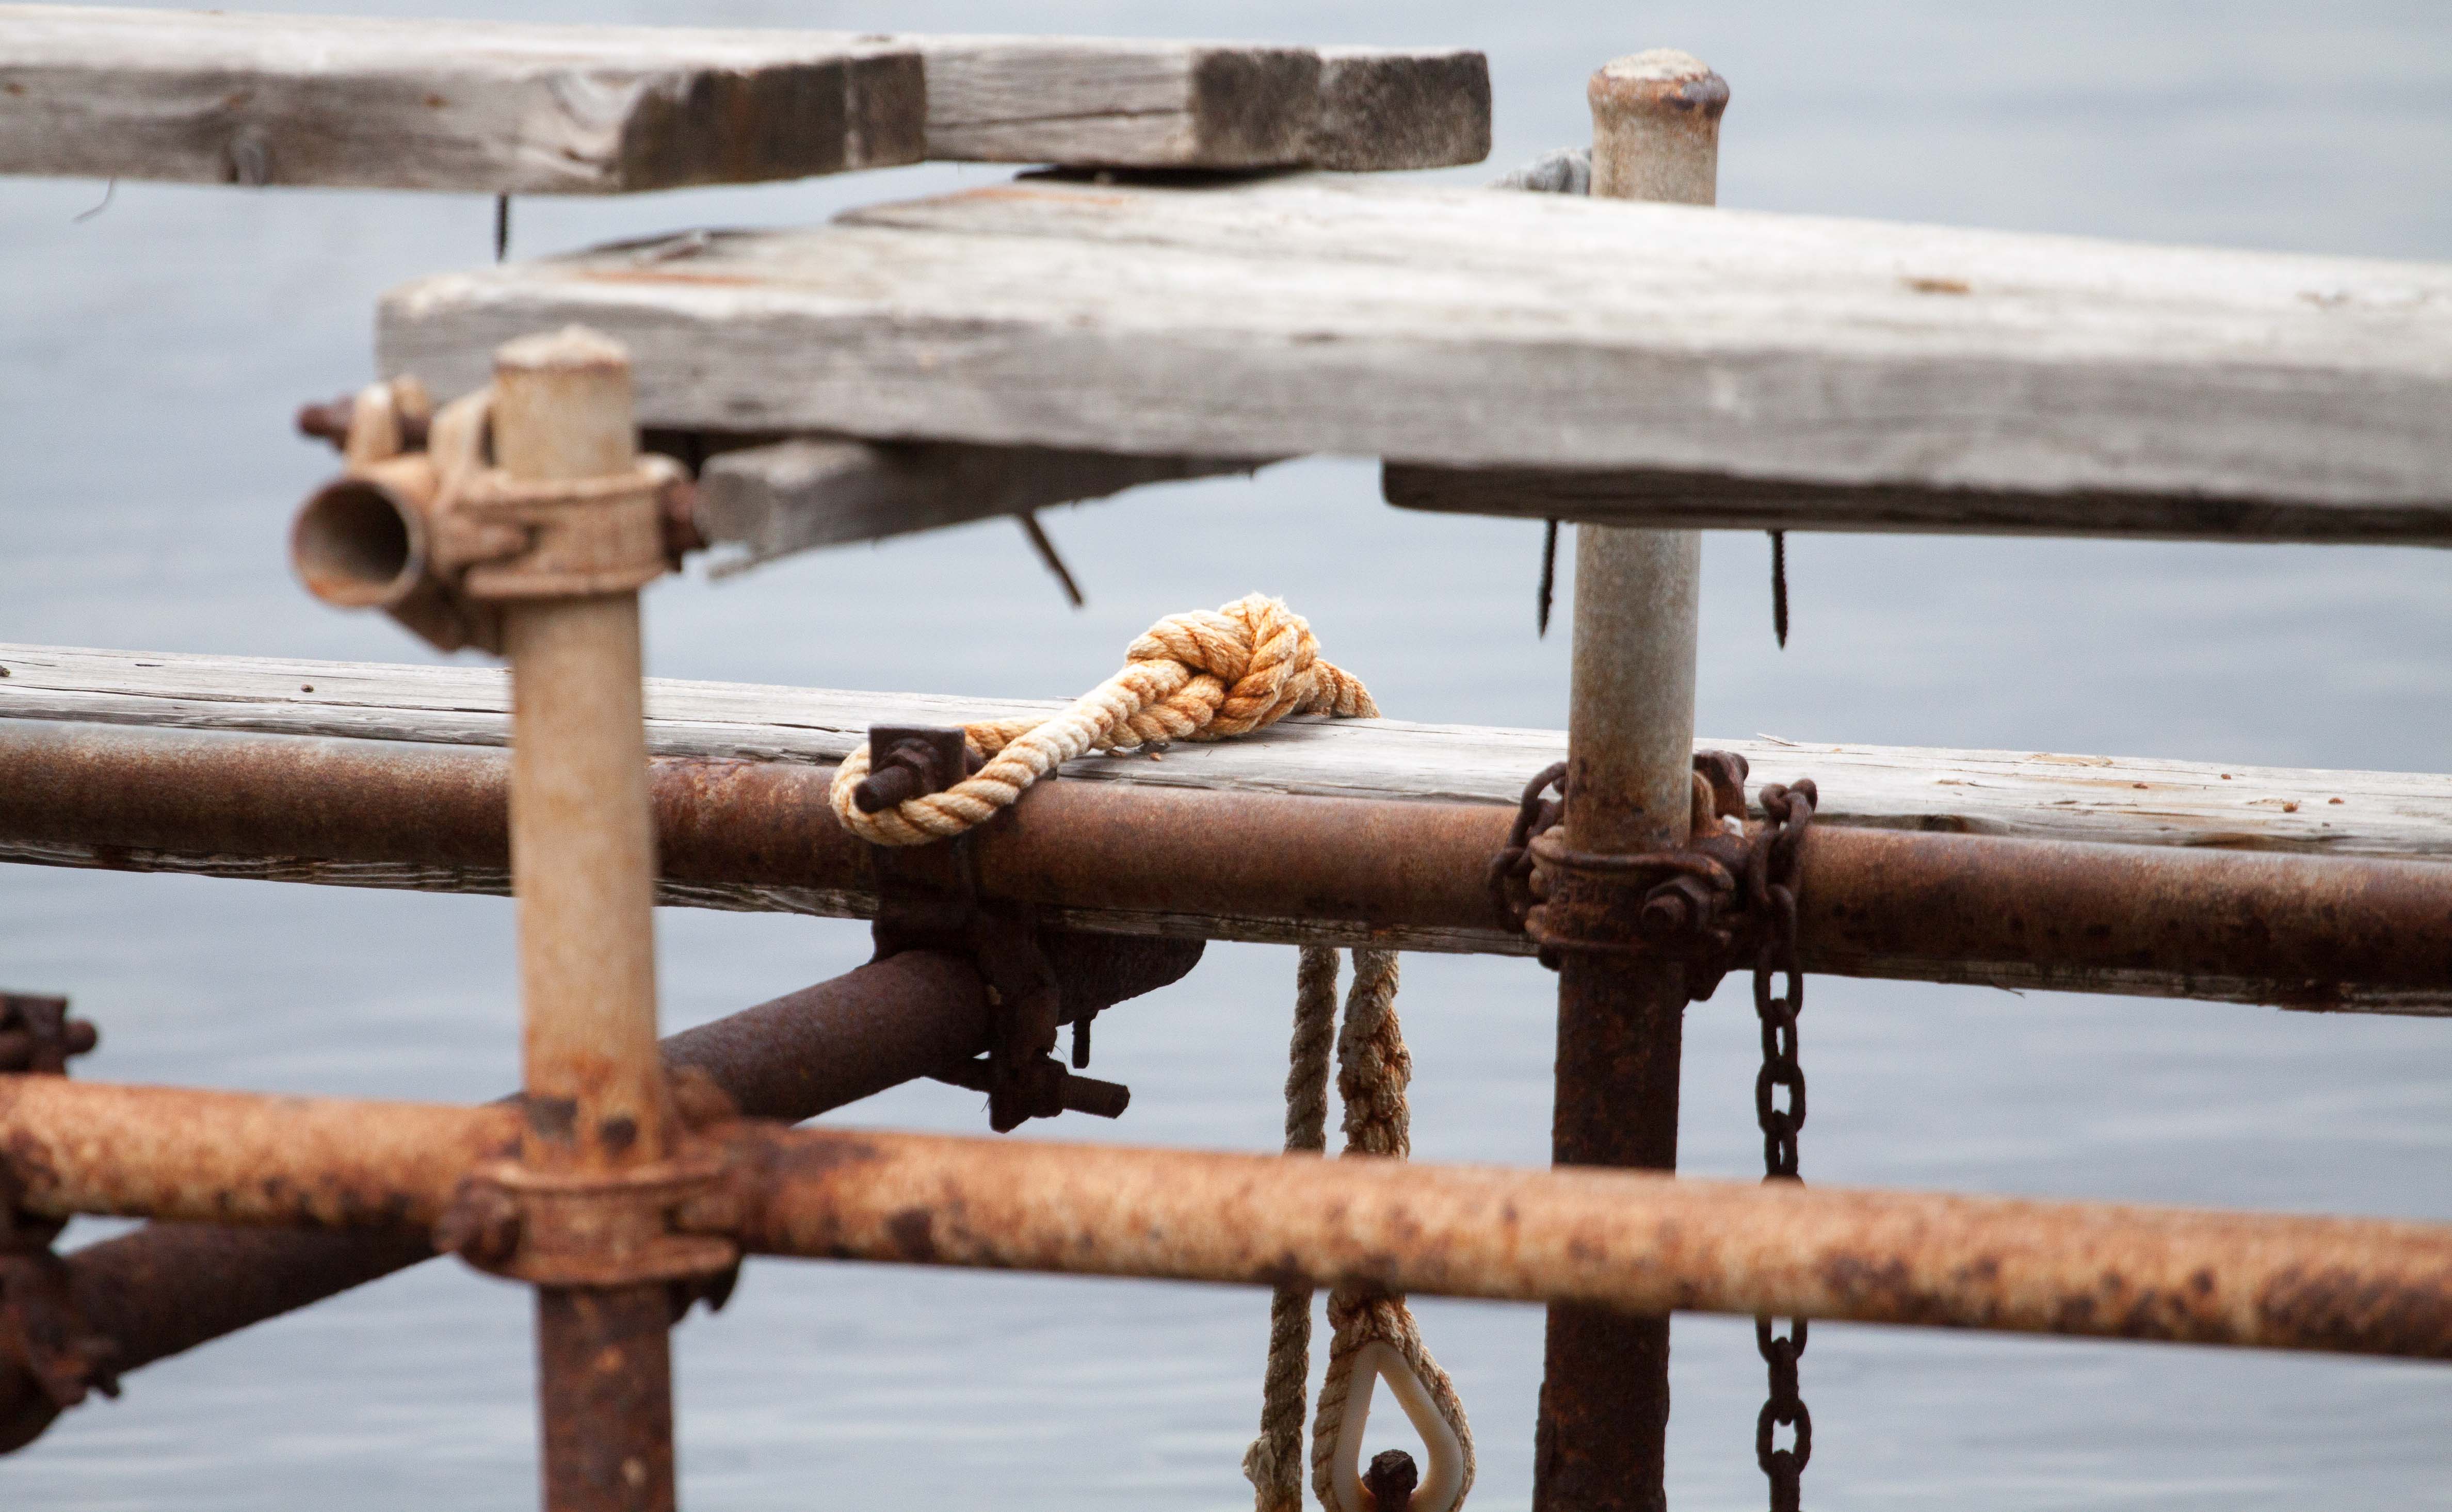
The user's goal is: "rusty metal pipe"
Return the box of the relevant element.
[729,1127,2452,1361]
[0,939,1197,1454]
[10,1089,2452,1362]
[5,719,2450,1002]
[1534,48,1732,1510]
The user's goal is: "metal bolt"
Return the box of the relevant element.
[1363,1448,1419,1512]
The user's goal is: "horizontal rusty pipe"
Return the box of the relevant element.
[732,1129,2452,1360]
[0,938,1198,1453]
[7,1086,2451,1361]
[1794,826,2452,1005]
[3,720,2449,1002]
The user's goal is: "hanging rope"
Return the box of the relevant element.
[831,593,1375,846]
[1244,948,1340,1512]
[1246,948,1476,1512]
[822,595,1463,1506]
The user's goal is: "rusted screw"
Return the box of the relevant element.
[1639,889,1693,935]
[853,738,950,813]
[1362,1448,1419,1512]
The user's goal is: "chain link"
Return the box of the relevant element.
[1749,781,1816,1511]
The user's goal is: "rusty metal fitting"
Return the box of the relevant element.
[1499,752,1797,1002]
[291,378,687,654]
[0,995,98,1077]
[1,993,118,1446]
[434,1144,738,1290]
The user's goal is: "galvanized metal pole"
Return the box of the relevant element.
[1535,49,1729,1512]
[493,329,678,1512]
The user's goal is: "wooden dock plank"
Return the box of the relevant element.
[0,5,927,193]
[6,644,2447,863]
[377,175,2452,533]
[0,10,1489,190]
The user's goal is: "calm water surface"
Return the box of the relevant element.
[5,2,2451,1506]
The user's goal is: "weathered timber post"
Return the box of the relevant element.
[1532,50,1728,1512]
[493,331,683,1512]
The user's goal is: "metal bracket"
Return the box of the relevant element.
[860,726,1131,1133]
[0,994,99,1077]
[1494,752,1790,1004]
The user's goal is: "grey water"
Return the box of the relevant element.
[5,0,2451,1505]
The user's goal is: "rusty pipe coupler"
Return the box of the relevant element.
[291,374,690,655]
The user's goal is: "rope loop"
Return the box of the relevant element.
[832,594,1375,847]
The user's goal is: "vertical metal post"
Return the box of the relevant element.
[1532,50,1728,1512]
[495,329,679,1512]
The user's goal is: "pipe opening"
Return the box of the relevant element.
[292,478,423,608]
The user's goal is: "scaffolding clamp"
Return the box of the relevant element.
[859,726,1132,1133]
[1491,752,1815,1006]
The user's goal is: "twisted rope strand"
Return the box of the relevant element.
[832,595,1375,847]
[1244,947,1343,1512]
[1308,950,1475,1512]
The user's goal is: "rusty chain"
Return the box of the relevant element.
[1750,781,1816,1511]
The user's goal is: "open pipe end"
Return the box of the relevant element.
[291,475,430,610]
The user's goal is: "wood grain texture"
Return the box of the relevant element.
[910,35,1317,167]
[905,37,1489,169]
[1312,46,1491,171]
[378,175,2452,526]
[697,437,1263,570]
[0,5,926,193]
[6,644,2447,860]
[0,11,1490,187]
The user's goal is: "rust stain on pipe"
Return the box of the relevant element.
[0,938,1198,1452]
[0,1080,515,1229]
[727,1128,2452,1361]
[3,721,2448,998]
[7,1091,2450,1360]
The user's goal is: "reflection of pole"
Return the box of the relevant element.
[492,330,679,1512]
[1533,50,1728,1512]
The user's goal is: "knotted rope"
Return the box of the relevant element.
[831,593,1376,846]
[1246,948,1475,1512]
[820,596,1464,1506]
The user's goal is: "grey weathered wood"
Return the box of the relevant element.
[7,643,2451,1010]
[912,36,1316,168]
[378,175,2452,531]
[1312,46,1491,171]
[697,437,1263,570]
[905,37,1489,169]
[0,11,1490,189]
[0,6,926,193]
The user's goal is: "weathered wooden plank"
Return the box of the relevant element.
[0,11,1489,189]
[904,37,1488,169]
[1312,46,1491,172]
[5,644,2448,862]
[377,175,2452,529]
[696,438,1263,570]
[0,6,926,193]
